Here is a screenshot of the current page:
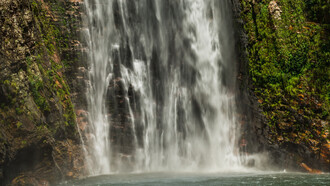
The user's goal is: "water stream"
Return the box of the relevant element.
[83,0,241,175]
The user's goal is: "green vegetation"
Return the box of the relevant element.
[0,1,84,183]
[240,0,329,159]
[16,122,23,129]
[28,0,77,128]
[0,0,78,134]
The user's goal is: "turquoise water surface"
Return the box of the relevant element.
[59,172,330,186]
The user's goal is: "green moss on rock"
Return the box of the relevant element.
[240,0,329,170]
[0,0,85,184]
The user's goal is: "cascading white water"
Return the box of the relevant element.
[83,0,241,175]
[83,0,113,174]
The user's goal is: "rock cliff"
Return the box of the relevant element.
[0,0,86,185]
[234,0,329,172]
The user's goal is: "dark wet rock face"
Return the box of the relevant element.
[0,0,86,185]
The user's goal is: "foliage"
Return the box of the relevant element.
[27,0,77,128]
[240,0,329,156]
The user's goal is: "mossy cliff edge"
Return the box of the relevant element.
[0,0,85,185]
[236,0,329,172]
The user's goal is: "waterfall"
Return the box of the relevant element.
[83,0,241,175]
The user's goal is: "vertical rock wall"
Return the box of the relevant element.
[234,0,329,172]
[0,0,86,185]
